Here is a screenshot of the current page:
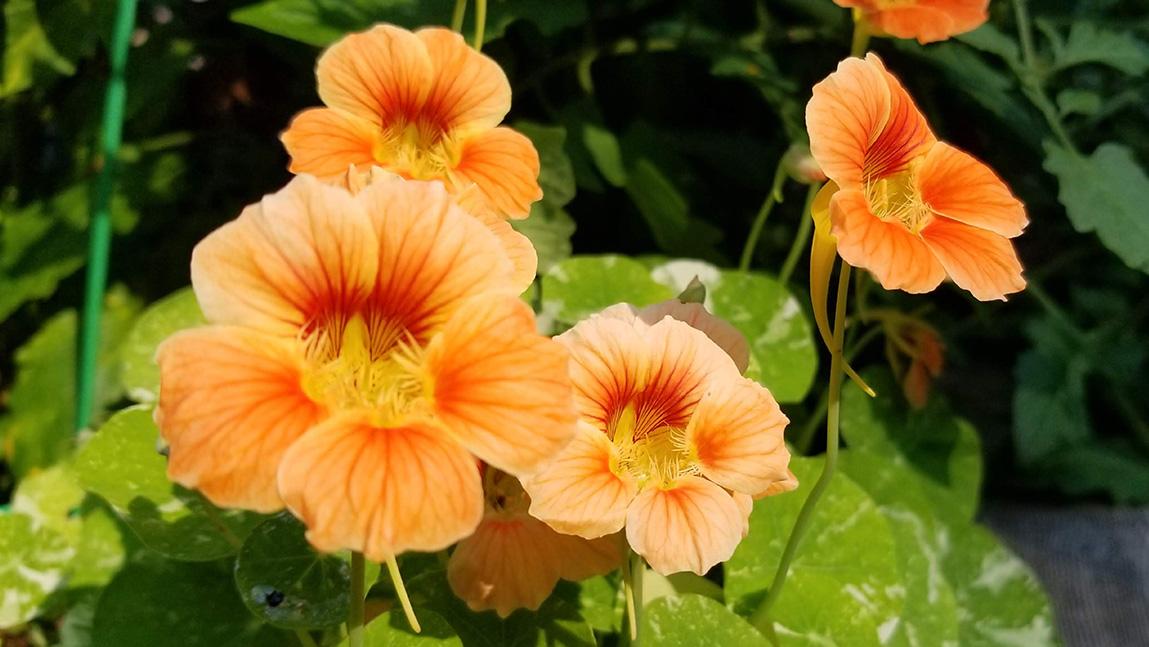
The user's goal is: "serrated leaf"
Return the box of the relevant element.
[725,456,904,645]
[642,594,769,646]
[0,512,75,629]
[74,406,265,561]
[90,557,268,647]
[119,287,206,403]
[515,122,575,208]
[1044,142,1149,274]
[343,609,462,646]
[541,255,673,325]
[234,513,350,629]
[1056,89,1101,117]
[1050,23,1149,76]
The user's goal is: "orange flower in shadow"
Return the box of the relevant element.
[448,468,622,618]
[889,322,945,408]
[834,0,989,44]
[281,25,542,219]
[807,54,1027,301]
[155,175,576,561]
[522,305,794,576]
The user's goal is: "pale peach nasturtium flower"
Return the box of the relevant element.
[807,54,1027,302]
[281,24,542,220]
[155,174,576,561]
[833,0,989,44]
[448,468,622,618]
[523,303,795,576]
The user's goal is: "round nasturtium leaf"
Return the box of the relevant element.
[234,513,350,629]
[650,262,818,403]
[642,593,770,646]
[725,455,905,645]
[541,255,673,326]
[0,512,75,629]
[341,609,462,646]
[75,406,264,561]
[118,287,205,403]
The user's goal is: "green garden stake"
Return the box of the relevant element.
[76,0,139,431]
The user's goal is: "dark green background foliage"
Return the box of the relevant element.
[0,0,1146,644]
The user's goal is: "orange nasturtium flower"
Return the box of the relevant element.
[833,0,989,44]
[155,174,576,562]
[281,24,542,220]
[448,468,622,617]
[890,322,945,409]
[807,54,1027,302]
[522,303,795,576]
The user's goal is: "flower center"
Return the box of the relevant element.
[865,166,932,234]
[301,313,428,427]
[373,120,461,181]
[609,403,698,489]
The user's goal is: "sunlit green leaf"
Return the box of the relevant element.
[234,513,350,629]
[75,406,265,561]
[575,575,623,634]
[1,0,75,96]
[541,255,673,326]
[726,456,904,645]
[643,594,769,646]
[0,512,75,629]
[1044,142,1149,274]
[343,609,462,646]
[119,287,206,403]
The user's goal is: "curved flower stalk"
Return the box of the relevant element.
[807,53,1028,303]
[523,302,795,576]
[833,0,989,44]
[448,467,622,617]
[281,24,542,220]
[155,175,577,565]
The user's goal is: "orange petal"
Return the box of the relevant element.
[553,532,625,581]
[808,57,890,187]
[353,178,517,342]
[471,208,538,294]
[686,376,791,497]
[417,28,512,134]
[424,296,577,477]
[557,313,651,432]
[277,414,483,560]
[830,188,947,294]
[625,477,746,575]
[447,513,563,617]
[637,301,750,374]
[523,422,638,538]
[864,54,936,180]
[156,326,322,513]
[867,1,987,43]
[452,127,542,219]
[315,25,433,126]
[920,216,1026,301]
[641,317,742,427]
[191,175,379,337]
[759,468,799,498]
[281,108,379,183]
[917,142,1027,238]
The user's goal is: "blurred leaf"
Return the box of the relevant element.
[342,609,462,646]
[710,50,805,142]
[234,513,350,629]
[1,0,75,97]
[581,123,627,188]
[35,0,115,62]
[0,512,75,629]
[515,121,575,208]
[511,203,575,275]
[840,369,983,519]
[90,557,267,647]
[642,594,769,646]
[119,287,206,403]
[0,288,139,477]
[1044,142,1149,274]
[74,406,266,561]
[1013,345,1091,465]
[405,567,595,646]
[649,260,818,403]
[1056,89,1102,117]
[574,575,623,634]
[957,25,1021,65]
[1032,440,1149,504]
[232,0,584,47]
[541,255,673,325]
[624,158,723,260]
[1047,22,1149,76]
[726,456,904,645]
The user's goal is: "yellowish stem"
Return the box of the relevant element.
[451,0,468,32]
[386,555,421,633]
[473,0,487,51]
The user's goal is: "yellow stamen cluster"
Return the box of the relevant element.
[374,121,462,181]
[609,403,697,489]
[865,164,932,233]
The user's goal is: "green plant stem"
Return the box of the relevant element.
[1011,0,1077,152]
[76,0,138,432]
[739,161,788,272]
[349,552,366,647]
[850,15,870,57]
[473,0,487,51]
[451,0,468,32]
[295,630,318,647]
[621,549,639,642]
[753,263,852,629]
[1012,0,1037,70]
[778,184,819,284]
[386,555,421,632]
